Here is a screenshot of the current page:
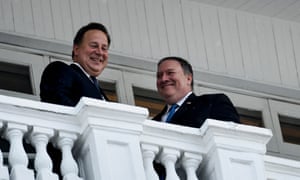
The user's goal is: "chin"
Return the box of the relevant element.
[161,92,174,98]
[161,87,175,93]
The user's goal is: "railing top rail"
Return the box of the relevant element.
[0,94,74,114]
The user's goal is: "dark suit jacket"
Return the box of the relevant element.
[40,61,108,106]
[153,93,240,128]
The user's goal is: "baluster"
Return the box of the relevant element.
[141,144,159,180]
[181,152,202,180]
[56,131,82,180]
[5,123,34,180]
[159,148,180,180]
[30,127,58,180]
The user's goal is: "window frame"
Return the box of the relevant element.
[269,100,300,158]
[122,71,157,106]
[0,48,48,100]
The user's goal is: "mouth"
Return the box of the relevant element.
[90,56,104,63]
[160,83,174,89]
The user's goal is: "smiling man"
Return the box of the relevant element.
[153,56,240,127]
[40,22,111,106]
[40,22,111,178]
[153,56,240,179]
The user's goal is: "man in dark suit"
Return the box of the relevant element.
[40,22,111,106]
[39,22,111,178]
[153,56,240,127]
[153,56,240,179]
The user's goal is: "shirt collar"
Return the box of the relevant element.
[167,91,192,110]
[73,62,92,79]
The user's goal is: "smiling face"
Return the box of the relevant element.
[156,59,192,104]
[73,29,109,77]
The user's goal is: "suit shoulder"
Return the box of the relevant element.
[45,61,69,70]
[41,61,72,83]
[196,93,228,100]
[42,61,70,75]
[194,93,233,105]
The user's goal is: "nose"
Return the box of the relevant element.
[95,46,105,56]
[95,48,102,55]
[160,73,169,82]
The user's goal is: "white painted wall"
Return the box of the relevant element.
[1,0,300,91]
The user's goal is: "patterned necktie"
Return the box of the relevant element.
[166,104,178,123]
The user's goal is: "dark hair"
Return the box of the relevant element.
[72,22,111,58]
[158,56,194,88]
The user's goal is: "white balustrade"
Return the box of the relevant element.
[30,126,58,180]
[181,152,202,180]
[1,95,300,180]
[5,123,34,180]
[141,143,160,180]
[264,155,300,180]
[74,97,148,180]
[56,131,82,180]
[199,120,272,180]
[159,147,181,180]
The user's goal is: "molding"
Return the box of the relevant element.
[193,71,300,102]
[0,31,71,55]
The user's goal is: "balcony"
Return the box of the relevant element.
[0,94,299,180]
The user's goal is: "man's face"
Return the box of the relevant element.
[73,29,109,77]
[156,59,192,104]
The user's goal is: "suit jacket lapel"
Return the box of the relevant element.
[170,93,197,124]
[153,93,197,123]
[70,64,92,83]
[70,64,109,101]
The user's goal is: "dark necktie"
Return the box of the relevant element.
[166,104,178,122]
[90,76,100,91]
[90,76,104,100]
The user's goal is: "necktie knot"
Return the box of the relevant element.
[166,104,178,122]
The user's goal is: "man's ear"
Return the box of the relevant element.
[73,45,79,57]
[187,74,193,84]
